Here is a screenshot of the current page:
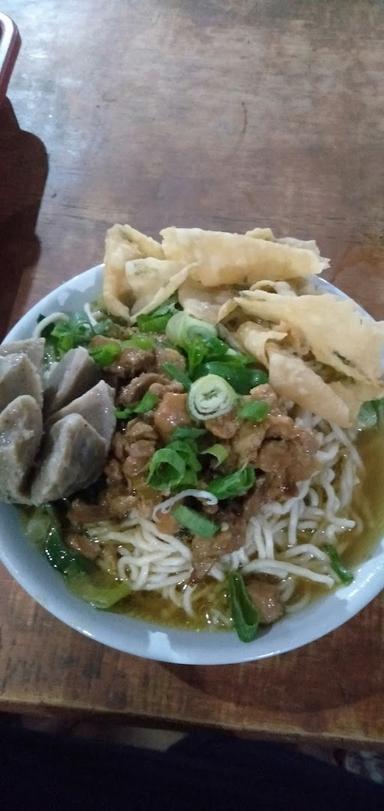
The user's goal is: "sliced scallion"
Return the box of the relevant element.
[88,342,121,366]
[172,504,219,538]
[201,444,229,467]
[188,374,238,421]
[166,311,217,347]
[324,544,354,585]
[238,400,269,422]
[147,448,187,491]
[208,466,256,500]
[161,362,192,390]
[115,391,159,420]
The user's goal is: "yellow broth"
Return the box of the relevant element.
[113,425,384,630]
[23,425,383,632]
[343,426,384,567]
[113,581,231,631]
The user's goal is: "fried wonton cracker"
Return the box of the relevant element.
[160,227,329,287]
[178,279,233,324]
[268,351,351,427]
[103,224,163,321]
[235,290,384,385]
[237,322,287,366]
[127,259,191,321]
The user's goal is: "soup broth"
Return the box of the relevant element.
[113,426,384,631]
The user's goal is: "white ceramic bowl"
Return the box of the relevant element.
[1,265,383,665]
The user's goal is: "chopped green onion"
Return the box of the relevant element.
[201,444,229,467]
[115,407,132,420]
[186,339,211,377]
[50,313,93,352]
[137,296,179,333]
[88,342,121,366]
[115,391,159,420]
[147,448,187,491]
[171,426,207,441]
[228,572,259,643]
[39,312,117,360]
[196,361,268,394]
[135,391,159,414]
[226,349,254,366]
[185,335,229,377]
[166,311,217,347]
[162,362,192,390]
[122,335,155,350]
[238,400,269,422]
[169,440,202,472]
[136,313,171,333]
[172,504,219,538]
[188,374,238,421]
[324,544,354,585]
[245,367,269,390]
[208,466,256,500]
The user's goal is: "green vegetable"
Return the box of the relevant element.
[147,448,187,491]
[169,440,202,472]
[166,311,217,347]
[188,374,238,421]
[40,311,115,360]
[208,466,256,500]
[228,572,259,643]
[185,336,229,377]
[25,506,130,610]
[163,331,230,380]
[88,342,121,366]
[161,362,192,390]
[115,391,159,420]
[358,399,384,430]
[325,544,354,585]
[201,443,229,467]
[135,391,159,413]
[45,525,85,575]
[50,313,93,353]
[67,569,131,608]
[137,296,179,333]
[172,504,219,538]
[238,400,269,422]
[122,335,155,350]
[226,348,254,366]
[171,426,207,441]
[186,339,212,377]
[166,312,252,378]
[196,361,268,394]
[25,505,87,575]
[147,427,204,491]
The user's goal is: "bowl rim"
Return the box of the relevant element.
[1,264,384,665]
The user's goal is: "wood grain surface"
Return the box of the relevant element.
[1,0,384,746]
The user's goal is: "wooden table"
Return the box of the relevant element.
[1,0,384,748]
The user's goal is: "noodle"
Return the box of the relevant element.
[87,411,363,617]
[32,312,69,337]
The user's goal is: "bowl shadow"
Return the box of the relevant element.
[0,98,48,338]
[160,601,382,730]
